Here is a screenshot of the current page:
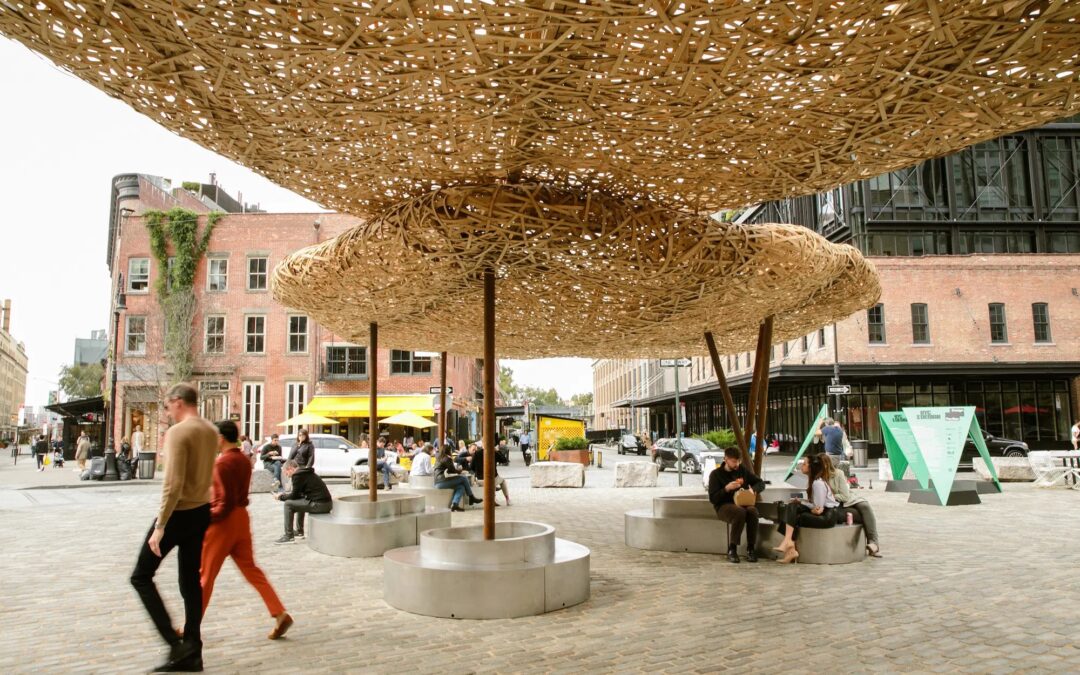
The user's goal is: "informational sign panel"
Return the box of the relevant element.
[784,403,829,481]
[903,406,1002,504]
[879,411,931,488]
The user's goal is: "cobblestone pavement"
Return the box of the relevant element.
[2,453,1079,674]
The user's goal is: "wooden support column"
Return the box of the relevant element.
[704,332,748,464]
[368,322,379,502]
[482,270,496,540]
[439,351,447,451]
[753,316,775,476]
[744,322,767,450]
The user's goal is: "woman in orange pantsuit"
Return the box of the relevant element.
[201,420,293,640]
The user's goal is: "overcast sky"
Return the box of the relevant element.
[0,38,592,408]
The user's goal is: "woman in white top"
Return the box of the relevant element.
[773,454,840,563]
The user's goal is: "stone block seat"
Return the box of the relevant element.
[307,493,450,558]
[399,474,457,510]
[614,461,658,487]
[249,468,275,494]
[625,493,866,564]
[350,463,408,490]
[384,521,590,619]
[530,461,585,488]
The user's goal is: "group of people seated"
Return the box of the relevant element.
[708,446,881,564]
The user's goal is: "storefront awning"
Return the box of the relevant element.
[304,395,435,419]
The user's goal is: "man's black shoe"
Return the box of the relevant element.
[746,548,759,563]
[726,546,740,564]
[468,496,483,506]
[151,641,203,672]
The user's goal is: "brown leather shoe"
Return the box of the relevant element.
[268,612,293,640]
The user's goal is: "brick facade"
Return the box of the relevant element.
[107,175,485,451]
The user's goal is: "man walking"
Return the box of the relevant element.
[129,384,218,672]
[200,421,292,640]
[34,434,48,471]
[75,430,91,472]
[708,446,766,563]
[275,460,333,543]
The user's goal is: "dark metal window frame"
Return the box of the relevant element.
[390,349,432,375]
[988,303,1008,343]
[867,303,886,344]
[325,345,367,378]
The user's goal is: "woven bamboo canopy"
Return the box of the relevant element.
[2,1,1078,217]
[272,183,879,358]
[4,1,1077,356]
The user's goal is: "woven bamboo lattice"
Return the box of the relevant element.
[272,183,880,359]
[2,2,1079,217]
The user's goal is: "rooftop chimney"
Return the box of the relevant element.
[2,299,10,333]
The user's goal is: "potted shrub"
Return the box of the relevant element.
[549,436,590,466]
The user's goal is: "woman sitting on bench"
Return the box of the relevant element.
[821,454,881,558]
[434,446,482,513]
[773,454,839,564]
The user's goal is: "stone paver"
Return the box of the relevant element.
[1,454,1079,673]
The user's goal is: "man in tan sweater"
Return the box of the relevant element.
[130,383,218,673]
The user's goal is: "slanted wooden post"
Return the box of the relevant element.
[704,332,748,465]
[744,321,768,458]
[368,322,379,502]
[483,270,496,540]
[753,316,775,476]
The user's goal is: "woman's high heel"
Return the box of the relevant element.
[779,548,799,564]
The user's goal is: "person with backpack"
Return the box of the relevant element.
[822,454,881,558]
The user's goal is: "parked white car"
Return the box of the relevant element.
[271,434,362,478]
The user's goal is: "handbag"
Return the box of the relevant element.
[734,488,757,507]
[843,435,854,459]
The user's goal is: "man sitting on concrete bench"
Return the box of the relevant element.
[708,446,765,564]
[410,443,435,479]
[275,460,332,544]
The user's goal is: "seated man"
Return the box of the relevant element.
[410,443,435,479]
[274,460,332,544]
[470,442,510,506]
[260,434,285,488]
[374,438,394,490]
[707,446,766,563]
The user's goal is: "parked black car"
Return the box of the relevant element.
[650,437,719,473]
[960,431,1028,468]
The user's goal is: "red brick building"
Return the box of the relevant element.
[106,174,486,451]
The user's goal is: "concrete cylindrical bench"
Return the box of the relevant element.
[384,521,590,619]
[399,474,457,509]
[350,464,408,490]
[756,523,867,564]
[307,493,451,558]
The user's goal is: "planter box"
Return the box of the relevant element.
[549,449,590,466]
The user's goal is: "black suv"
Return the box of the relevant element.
[650,438,719,474]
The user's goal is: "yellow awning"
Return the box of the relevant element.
[304,395,435,419]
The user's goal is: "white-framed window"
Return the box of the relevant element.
[205,315,225,353]
[285,382,307,435]
[125,316,147,354]
[325,345,366,378]
[208,257,228,292]
[128,258,150,292]
[242,382,263,443]
[245,315,266,353]
[288,315,308,353]
[247,256,268,291]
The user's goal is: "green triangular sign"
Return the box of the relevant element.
[967,415,1003,493]
[785,403,829,481]
[904,407,975,505]
[879,411,931,488]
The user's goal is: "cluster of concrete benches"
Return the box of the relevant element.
[625,493,867,564]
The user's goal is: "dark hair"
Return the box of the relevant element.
[806,454,830,499]
[166,383,198,406]
[271,434,279,440]
[215,420,239,443]
[723,446,741,460]
[297,429,309,441]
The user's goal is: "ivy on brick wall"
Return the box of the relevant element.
[144,207,223,383]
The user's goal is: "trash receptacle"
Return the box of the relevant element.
[137,452,157,480]
[851,439,869,468]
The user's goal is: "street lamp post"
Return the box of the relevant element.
[103,274,127,481]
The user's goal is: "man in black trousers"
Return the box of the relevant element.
[708,446,766,564]
[129,384,218,672]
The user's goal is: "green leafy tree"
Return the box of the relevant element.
[498,365,520,402]
[521,386,563,407]
[569,392,593,408]
[58,363,104,399]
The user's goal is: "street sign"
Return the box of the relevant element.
[659,358,692,368]
[429,386,453,394]
[827,384,851,395]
